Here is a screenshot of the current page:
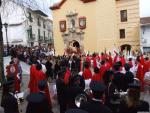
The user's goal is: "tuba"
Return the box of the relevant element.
[75,88,92,107]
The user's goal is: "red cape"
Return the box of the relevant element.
[83,68,92,80]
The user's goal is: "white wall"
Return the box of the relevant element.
[2,23,27,45]
[141,25,150,46]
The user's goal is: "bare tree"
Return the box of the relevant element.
[0,0,42,84]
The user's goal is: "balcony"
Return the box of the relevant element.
[38,36,43,41]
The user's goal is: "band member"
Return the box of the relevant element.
[26,80,53,113]
[80,81,112,113]
[112,62,125,91]
[65,109,88,113]
[67,75,85,109]
[1,78,19,113]
[56,69,68,113]
[118,83,149,113]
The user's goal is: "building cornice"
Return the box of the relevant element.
[50,0,96,10]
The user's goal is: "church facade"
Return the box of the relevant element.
[50,0,140,55]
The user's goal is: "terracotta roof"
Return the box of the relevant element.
[140,17,150,25]
[50,0,96,10]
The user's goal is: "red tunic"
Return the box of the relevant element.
[140,55,145,66]
[64,68,71,85]
[86,56,91,65]
[136,63,144,90]
[143,61,150,74]
[108,55,113,67]
[93,57,97,68]
[35,70,52,108]
[120,57,126,67]
[99,65,107,80]
[92,73,100,81]
[6,64,20,92]
[83,68,92,80]
[128,61,133,68]
[28,64,37,93]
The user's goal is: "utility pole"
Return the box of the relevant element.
[0,0,5,85]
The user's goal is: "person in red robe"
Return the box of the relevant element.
[128,58,133,68]
[28,61,37,93]
[86,54,91,66]
[82,62,92,80]
[105,59,111,70]
[92,67,100,81]
[108,52,113,67]
[64,68,71,85]
[99,60,107,80]
[6,61,20,92]
[143,57,150,74]
[136,58,144,91]
[113,52,120,64]
[35,63,52,109]
[140,54,145,66]
[120,55,126,67]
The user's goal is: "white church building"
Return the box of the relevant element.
[1,1,53,47]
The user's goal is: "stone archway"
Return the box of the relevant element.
[120,44,131,51]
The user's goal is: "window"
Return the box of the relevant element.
[37,18,41,26]
[44,31,46,40]
[38,29,41,39]
[120,29,125,39]
[28,12,33,22]
[120,10,127,22]
[43,21,46,28]
[29,26,32,38]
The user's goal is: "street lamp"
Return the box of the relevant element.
[3,23,9,55]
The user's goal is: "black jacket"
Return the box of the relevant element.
[26,92,53,113]
[80,100,112,113]
[1,93,19,113]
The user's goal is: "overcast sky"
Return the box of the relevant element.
[42,0,150,18]
[140,0,150,17]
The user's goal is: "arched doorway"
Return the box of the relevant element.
[120,44,131,51]
[73,41,80,48]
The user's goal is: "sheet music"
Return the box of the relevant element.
[14,92,24,99]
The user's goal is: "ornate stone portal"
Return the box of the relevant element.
[61,11,85,55]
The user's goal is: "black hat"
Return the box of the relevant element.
[26,93,44,103]
[38,80,47,91]
[90,81,106,92]
[65,109,88,113]
[128,83,141,89]
[113,62,121,71]
[124,63,131,71]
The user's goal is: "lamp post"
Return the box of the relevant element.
[3,23,9,55]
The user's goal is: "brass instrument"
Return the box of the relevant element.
[75,88,92,107]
